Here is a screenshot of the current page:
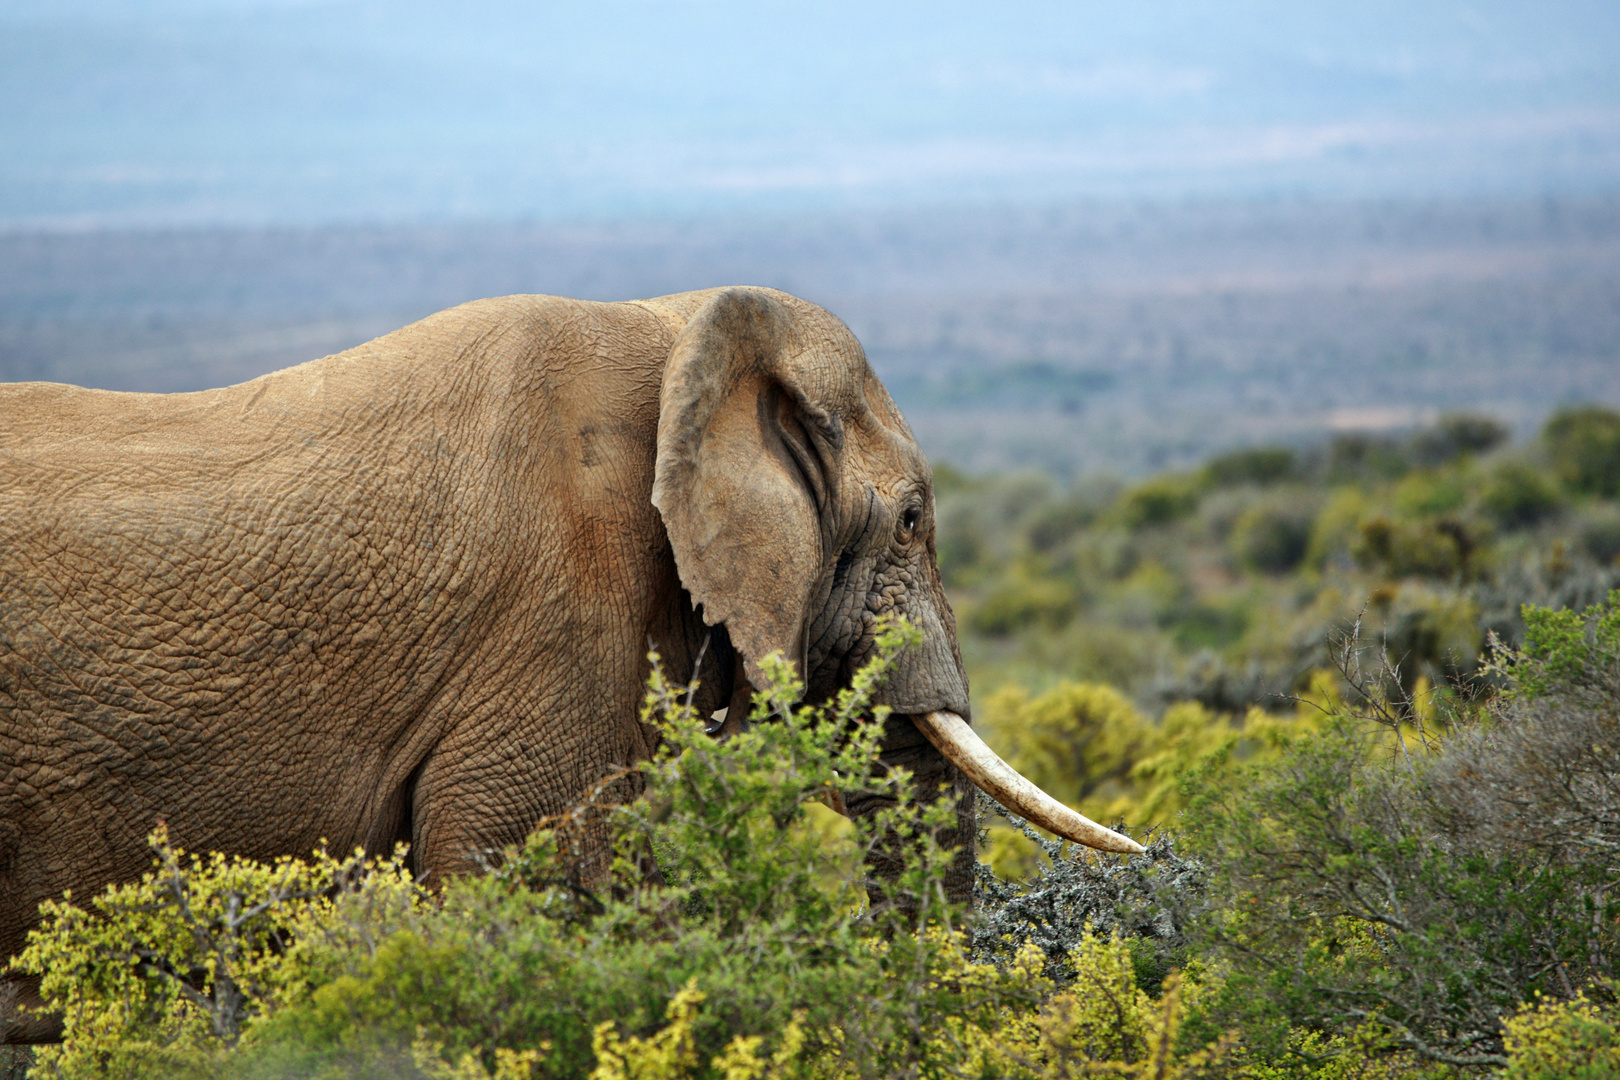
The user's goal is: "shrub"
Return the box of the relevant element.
[1544,404,1620,498]
[1482,461,1564,528]
[1147,652,1287,714]
[1112,560,1190,628]
[1579,503,1620,564]
[1324,433,1410,483]
[1186,713,1615,1069]
[969,577,1080,636]
[13,834,422,1080]
[1304,487,1372,569]
[987,679,1315,837]
[1230,501,1313,574]
[1409,412,1511,466]
[1065,526,1140,582]
[934,499,992,584]
[1393,469,1468,517]
[987,681,1150,817]
[1426,590,1620,857]
[1502,993,1620,1080]
[1183,602,1620,1071]
[1117,475,1203,529]
[1027,498,1100,553]
[1353,514,1478,580]
[1047,621,1171,695]
[1359,582,1483,693]
[1168,602,1249,651]
[1472,546,1620,652]
[1202,446,1297,488]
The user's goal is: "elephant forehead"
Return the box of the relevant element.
[844,417,929,492]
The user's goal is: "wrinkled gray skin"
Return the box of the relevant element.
[0,287,974,1043]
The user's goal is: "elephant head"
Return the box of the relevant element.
[650,288,1139,905]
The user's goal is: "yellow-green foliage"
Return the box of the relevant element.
[1304,486,1371,568]
[13,825,423,1080]
[987,682,1148,813]
[588,979,807,1080]
[410,1039,548,1080]
[1228,1023,1440,1080]
[1392,470,1468,517]
[21,830,1231,1080]
[971,575,1082,636]
[979,932,1212,1079]
[1502,993,1620,1080]
[887,930,1226,1080]
[1116,474,1203,529]
[982,679,1322,873]
[586,932,1225,1080]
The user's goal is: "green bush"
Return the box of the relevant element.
[1025,498,1097,553]
[1304,486,1372,568]
[1064,526,1140,582]
[1202,446,1297,488]
[986,681,1149,819]
[1502,993,1620,1080]
[1366,583,1483,692]
[968,577,1080,636]
[1579,503,1620,564]
[1483,460,1564,528]
[1544,405,1620,498]
[1353,514,1477,580]
[14,835,423,1080]
[1168,602,1249,650]
[933,499,992,584]
[1409,412,1511,466]
[1393,469,1468,517]
[1117,474,1203,529]
[986,679,1315,835]
[1183,599,1620,1072]
[1112,560,1191,629]
[1230,501,1313,574]
[1324,433,1410,483]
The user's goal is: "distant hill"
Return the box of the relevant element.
[2,195,1617,475]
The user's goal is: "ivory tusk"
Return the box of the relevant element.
[914,710,1146,856]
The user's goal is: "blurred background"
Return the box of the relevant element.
[4,0,1620,719]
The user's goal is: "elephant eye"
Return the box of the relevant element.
[896,505,922,546]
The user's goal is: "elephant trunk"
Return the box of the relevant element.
[845,712,977,915]
[915,711,1145,855]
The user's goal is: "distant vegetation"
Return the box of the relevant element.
[943,404,1620,727]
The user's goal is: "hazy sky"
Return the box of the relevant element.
[3,0,1618,227]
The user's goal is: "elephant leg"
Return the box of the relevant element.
[711,655,753,738]
[0,975,59,1045]
[844,712,977,921]
[405,721,649,893]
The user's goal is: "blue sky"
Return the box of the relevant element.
[3,0,1618,227]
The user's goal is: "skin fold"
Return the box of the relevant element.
[0,287,975,1043]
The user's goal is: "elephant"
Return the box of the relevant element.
[0,286,1137,1043]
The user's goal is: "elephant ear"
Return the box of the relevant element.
[652,288,848,685]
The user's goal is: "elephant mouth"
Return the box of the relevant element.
[912,710,1146,856]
